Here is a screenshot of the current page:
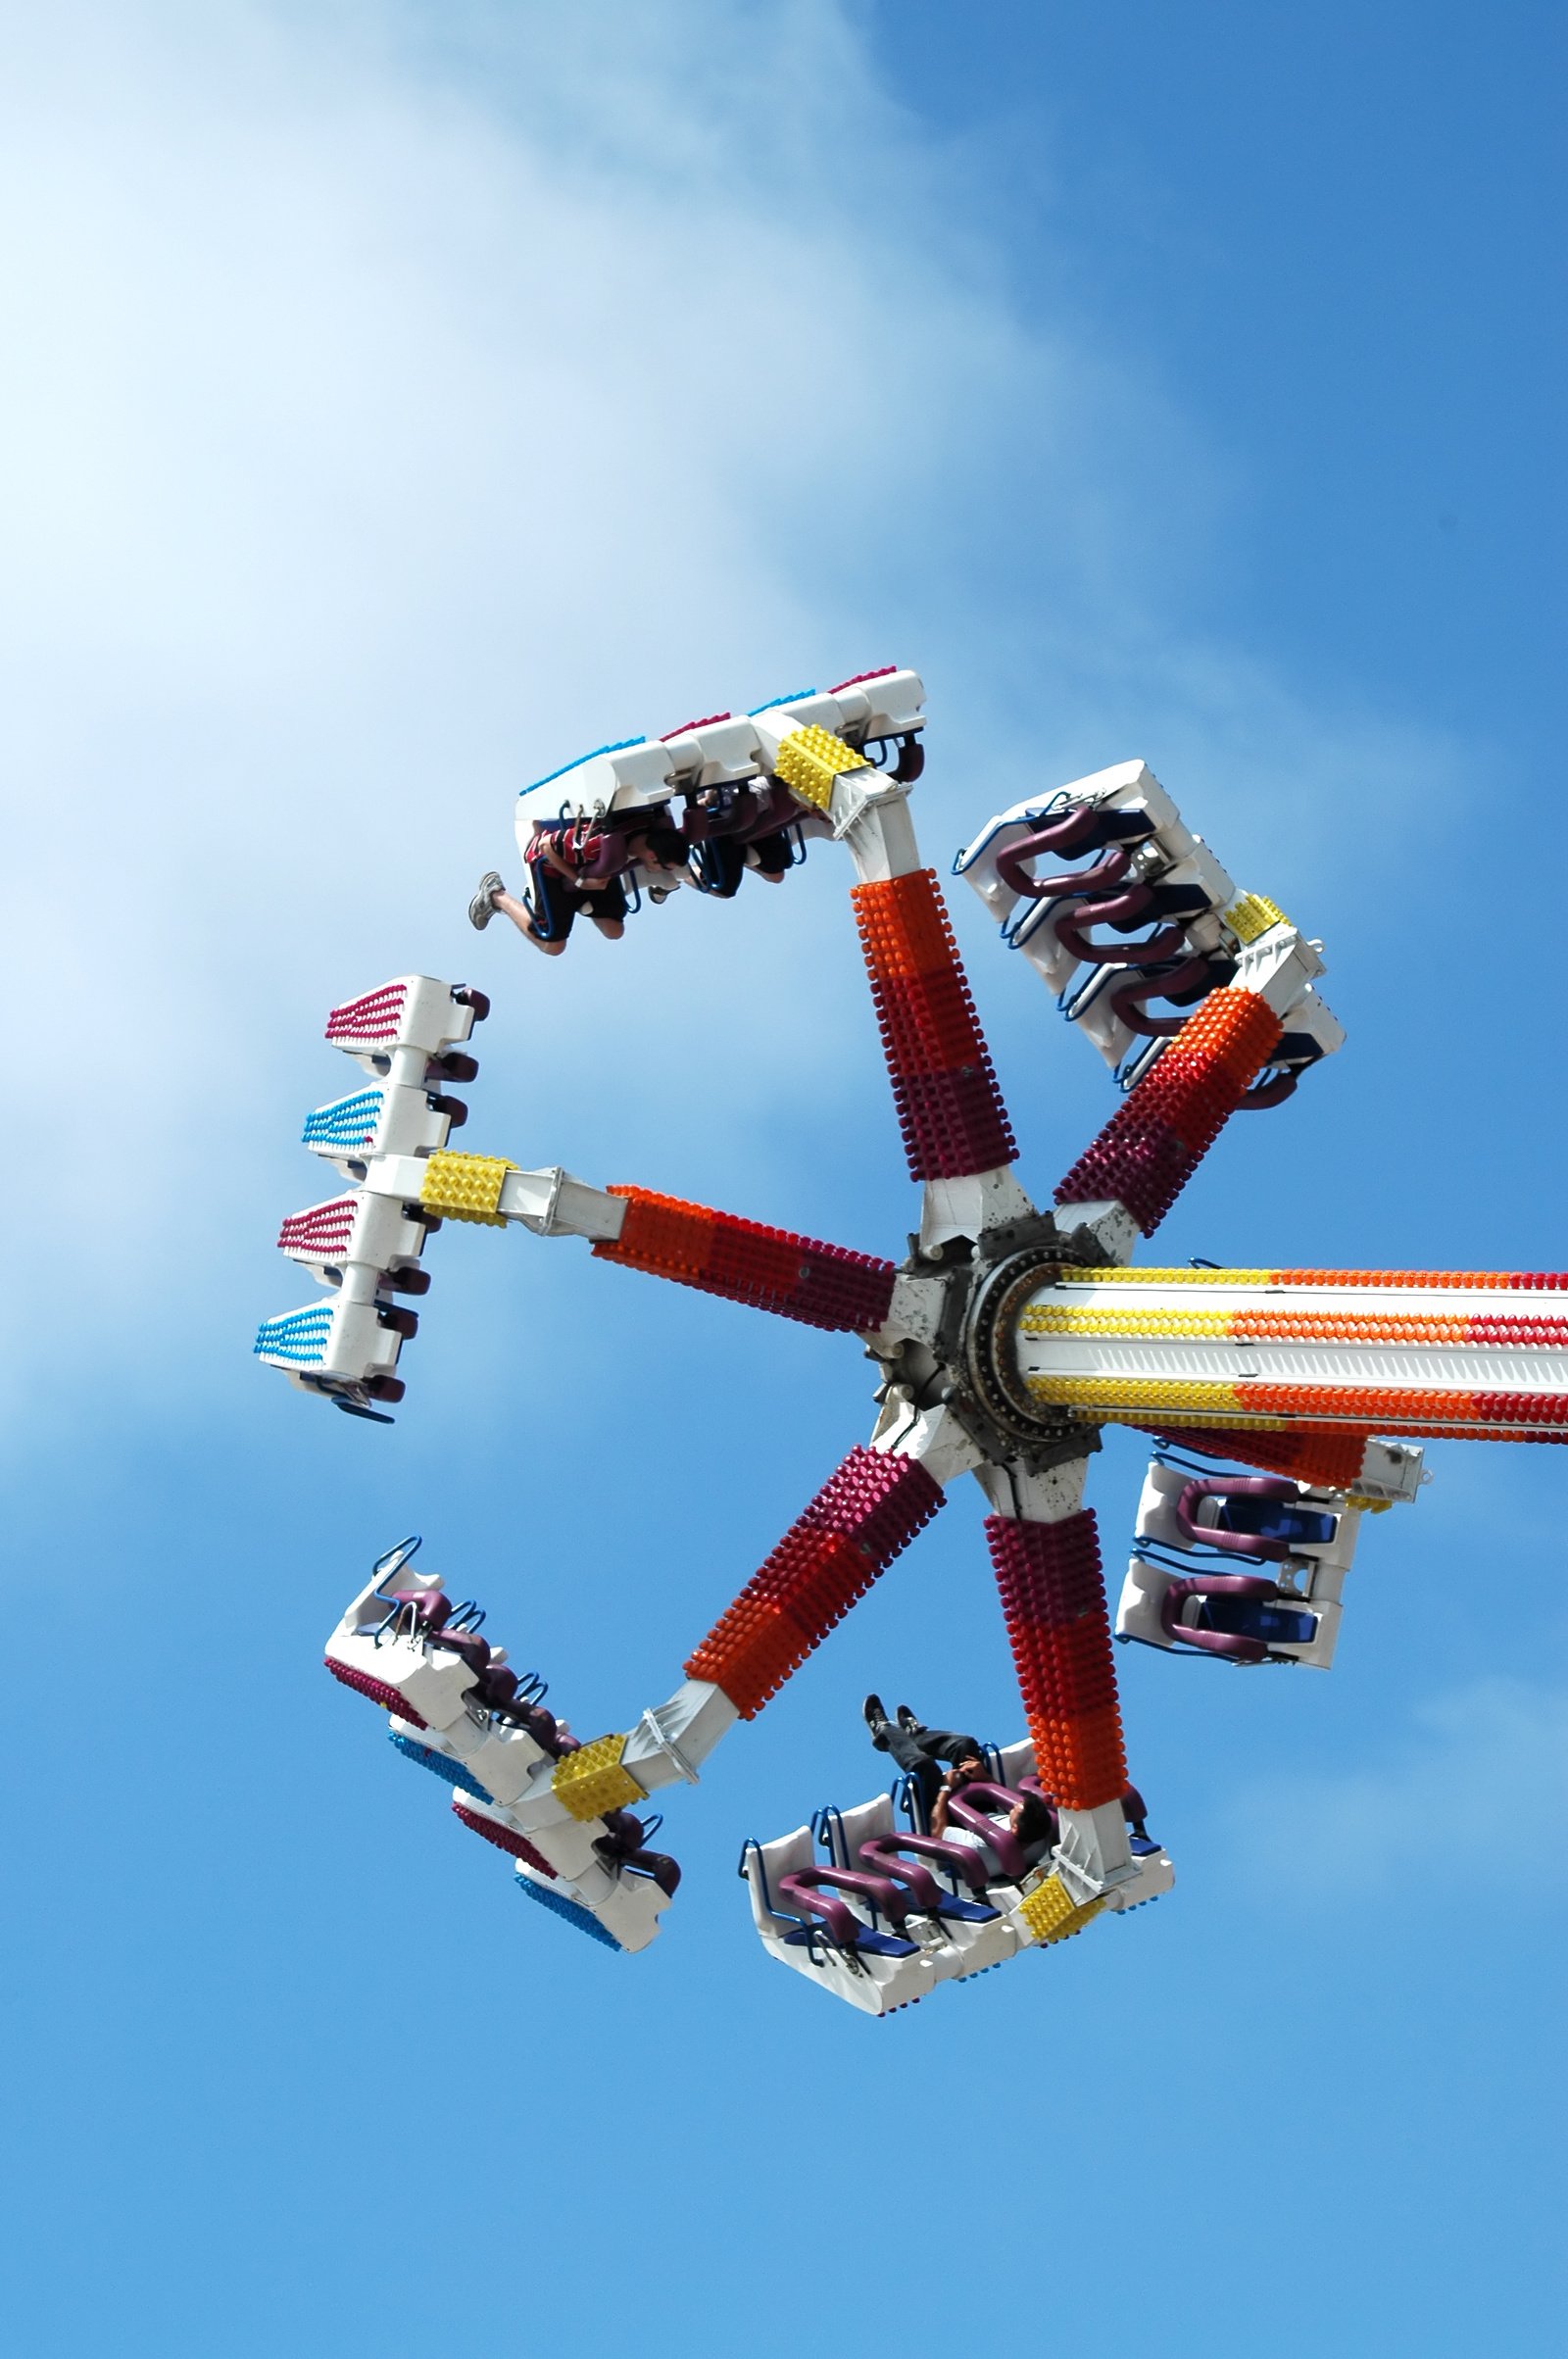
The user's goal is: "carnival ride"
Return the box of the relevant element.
[256,664,1561,2013]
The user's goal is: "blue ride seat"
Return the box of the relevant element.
[1197,1596,1318,1646]
[1214,1499,1337,1547]
[931,1894,1001,1924]
[781,1924,918,1958]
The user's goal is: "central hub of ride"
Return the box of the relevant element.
[872,1220,1111,1472]
[961,1245,1086,1451]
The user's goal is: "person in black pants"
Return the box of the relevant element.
[863,1695,1058,1849]
[863,1696,986,1823]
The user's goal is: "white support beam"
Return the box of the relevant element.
[495,1165,627,1242]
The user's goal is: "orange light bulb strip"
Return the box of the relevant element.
[685,1447,943,1720]
[985,1508,1129,1814]
[1139,1422,1376,1491]
[851,869,1016,1180]
[594,1186,898,1332]
[1054,988,1284,1234]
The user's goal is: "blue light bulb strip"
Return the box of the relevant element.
[253,1304,335,1365]
[301,1089,385,1150]
[514,1872,622,1950]
[388,1731,491,1801]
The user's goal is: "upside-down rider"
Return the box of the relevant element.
[862,1696,1057,1846]
[468,811,685,952]
[468,800,792,955]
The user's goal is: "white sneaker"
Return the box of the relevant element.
[468,871,505,930]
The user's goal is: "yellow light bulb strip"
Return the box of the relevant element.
[418,1150,516,1228]
[1018,1875,1107,1946]
[772,724,868,813]
[551,1733,647,1823]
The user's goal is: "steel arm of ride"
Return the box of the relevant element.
[1051,927,1328,1261]
[495,1164,627,1241]
[972,1451,1137,1902]
[479,1401,983,1863]
[367,1151,934,1344]
[336,1152,623,1241]
[796,763,1038,1262]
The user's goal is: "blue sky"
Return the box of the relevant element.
[3,3,1565,2351]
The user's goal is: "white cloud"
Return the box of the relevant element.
[0,0,1469,1425]
[1224,1676,1568,1906]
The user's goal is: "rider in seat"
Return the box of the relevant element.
[862,1696,1055,1846]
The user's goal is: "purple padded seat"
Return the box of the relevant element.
[992,802,1154,900]
[388,1588,451,1634]
[865,1830,994,1893]
[465,1668,572,1754]
[943,1782,1040,1883]
[1175,1474,1301,1561]
[477,1696,573,1755]
[855,1839,999,1924]
[570,828,630,883]
[1160,1572,1279,1663]
[1022,1769,1147,1833]
[1018,1770,1159,1851]
[431,1628,491,1678]
[595,1811,683,1898]
[777,1867,916,1954]
[508,1702,564,1747]
[624,1849,681,1897]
